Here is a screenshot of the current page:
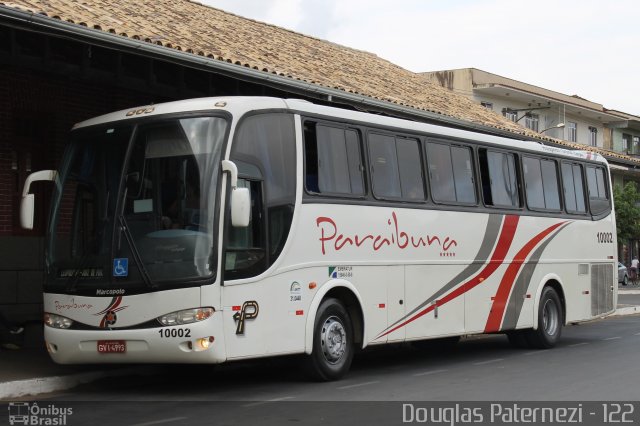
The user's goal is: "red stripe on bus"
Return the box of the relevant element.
[377,215,520,339]
[111,296,122,311]
[484,221,567,333]
[95,296,122,316]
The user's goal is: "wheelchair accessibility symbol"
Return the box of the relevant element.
[113,258,128,277]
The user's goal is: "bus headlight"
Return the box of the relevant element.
[44,313,73,329]
[157,307,214,326]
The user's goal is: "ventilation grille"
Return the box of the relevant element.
[591,263,614,316]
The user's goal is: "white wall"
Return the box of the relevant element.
[472,94,604,148]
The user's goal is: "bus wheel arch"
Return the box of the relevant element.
[304,281,365,355]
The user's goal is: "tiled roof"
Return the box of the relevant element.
[2,0,639,165]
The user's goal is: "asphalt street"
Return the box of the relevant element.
[35,314,640,401]
[7,314,639,425]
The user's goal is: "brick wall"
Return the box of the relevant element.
[0,65,154,234]
[0,63,165,321]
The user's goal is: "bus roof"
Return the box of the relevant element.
[73,96,608,166]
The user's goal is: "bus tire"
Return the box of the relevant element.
[305,298,354,381]
[526,286,563,349]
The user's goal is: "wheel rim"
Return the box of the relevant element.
[320,316,347,364]
[542,298,559,336]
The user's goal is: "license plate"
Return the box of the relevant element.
[97,340,126,354]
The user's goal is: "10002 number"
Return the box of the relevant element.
[158,328,191,338]
[597,232,614,244]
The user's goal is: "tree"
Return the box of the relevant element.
[613,182,640,246]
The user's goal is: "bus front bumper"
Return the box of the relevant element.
[44,317,226,364]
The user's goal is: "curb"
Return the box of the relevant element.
[619,289,640,295]
[0,367,157,400]
[612,306,640,316]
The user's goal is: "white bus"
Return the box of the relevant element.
[21,97,617,380]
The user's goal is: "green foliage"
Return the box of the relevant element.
[614,182,640,245]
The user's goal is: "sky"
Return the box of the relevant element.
[201,0,640,116]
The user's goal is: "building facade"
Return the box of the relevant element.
[422,68,640,263]
[607,111,640,156]
[421,68,631,149]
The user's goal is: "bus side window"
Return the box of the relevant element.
[561,162,587,214]
[368,133,424,201]
[479,149,520,208]
[303,122,320,193]
[426,142,475,204]
[586,165,610,216]
[427,142,456,203]
[451,146,476,204]
[345,130,365,195]
[229,113,296,278]
[396,137,425,201]
[540,159,561,210]
[523,156,560,211]
[368,133,401,199]
[303,122,364,196]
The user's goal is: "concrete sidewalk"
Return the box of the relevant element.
[2,290,639,400]
[0,322,157,400]
[0,347,145,399]
[616,286,640,315]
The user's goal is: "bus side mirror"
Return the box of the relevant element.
[231,187,251,227]
[20,194,35,229]
[222,160,250,228]
[20,170,58,230]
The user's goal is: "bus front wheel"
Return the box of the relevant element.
[526,286,563,349]
[305,298,354,381]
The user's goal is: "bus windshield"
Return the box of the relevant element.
[47,116,227,292]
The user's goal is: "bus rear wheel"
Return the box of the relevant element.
[526,286,563,349]
[305,298,354,381]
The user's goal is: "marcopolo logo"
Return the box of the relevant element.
[8,402,73,425]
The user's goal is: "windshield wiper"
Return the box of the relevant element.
[118,215,156,290]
